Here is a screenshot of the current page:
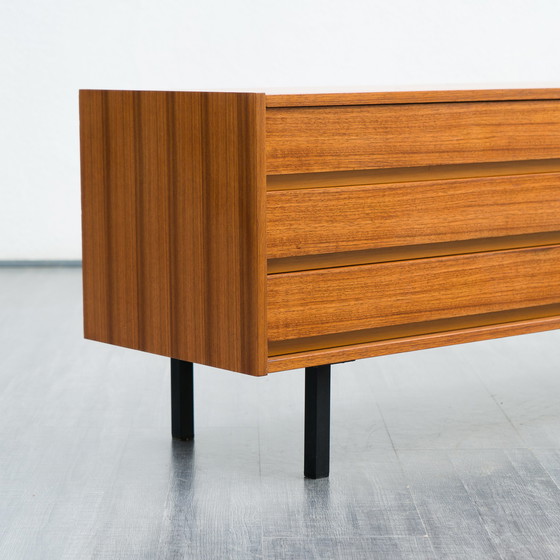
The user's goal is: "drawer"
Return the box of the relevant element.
[267,245,560,343]
[266,101,560,174]
[267,172,560,259]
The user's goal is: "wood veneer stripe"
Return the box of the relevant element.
[105,91,140,349]
[267,315,560,372]
[80,90,110,342]
[135,91,171,355]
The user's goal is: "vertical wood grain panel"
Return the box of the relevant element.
[135,92,171,355]
[80,90,267,375]
[169,92,206,363]
[104,91,139,349]
[80,91,110,342]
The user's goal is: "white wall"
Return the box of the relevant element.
[2,0,560,260]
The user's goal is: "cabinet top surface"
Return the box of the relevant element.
[81,87,560,108]
[264,88,560,107]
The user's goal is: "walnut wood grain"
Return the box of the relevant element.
[267,246,560,342]
[265,88,560,108]
[267,172,560,258]
[266,101,560,175]
[267,315,560,373]
[80,90,267,376]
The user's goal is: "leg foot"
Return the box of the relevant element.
[171,359,194,440]
[304,364,331,479]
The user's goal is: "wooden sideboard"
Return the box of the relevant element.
[80,88,560,477]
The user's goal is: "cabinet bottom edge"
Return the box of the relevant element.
[267,312,560,373]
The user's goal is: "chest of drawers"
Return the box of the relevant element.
[80,88,560,477]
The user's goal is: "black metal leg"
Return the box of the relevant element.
[171,359,194,440]
[304,364,331,479]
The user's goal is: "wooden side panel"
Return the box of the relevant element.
[267,172,560,258]
[266,101,560,174]
[267,246,560,342]
[79,90,267,376]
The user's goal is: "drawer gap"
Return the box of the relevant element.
[267,159,560,191]
[268,232,560,274]
[268,304,560,357]
[267,315,560,373]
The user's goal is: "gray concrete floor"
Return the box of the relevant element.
[1,267,560,559]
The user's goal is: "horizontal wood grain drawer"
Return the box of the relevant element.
[266,101,560,174]
[267,172,560,258]
[267,245,560,342]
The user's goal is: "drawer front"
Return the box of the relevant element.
[267,245,560,342]
[267,172,560,258]
[266,100,560,174]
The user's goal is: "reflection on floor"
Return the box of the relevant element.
[1,267,560,559]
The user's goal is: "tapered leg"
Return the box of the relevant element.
[304,364,331,479]
[171,359,194,440]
